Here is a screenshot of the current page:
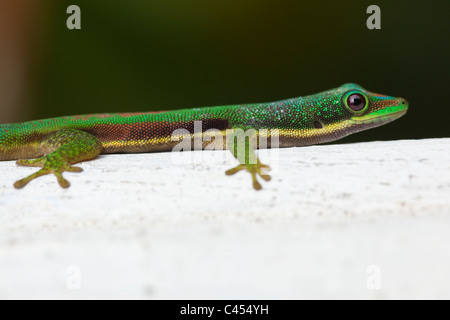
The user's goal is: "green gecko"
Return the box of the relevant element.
[0,83,408,190]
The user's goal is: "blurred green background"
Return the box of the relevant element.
[5,0,450,143]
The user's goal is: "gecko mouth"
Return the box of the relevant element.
[350,109,407,126]
[349,101,408,127]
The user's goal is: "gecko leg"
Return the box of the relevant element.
[225,130,271,190]
[14,129,102,189]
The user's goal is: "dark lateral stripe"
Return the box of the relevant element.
[85,118,230,143]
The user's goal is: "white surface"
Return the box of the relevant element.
[0,138,449,299]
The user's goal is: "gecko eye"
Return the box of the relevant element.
[347,94,366,111]
[343,90,369,114]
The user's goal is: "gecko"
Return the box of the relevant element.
[0,83,408,190]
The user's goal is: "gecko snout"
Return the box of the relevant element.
[397,98,409,113]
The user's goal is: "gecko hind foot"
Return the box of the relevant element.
[225,162,271,190]
[14,157,83,189]
[13,129,101,189]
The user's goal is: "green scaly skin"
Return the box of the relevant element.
[0,83,408,190]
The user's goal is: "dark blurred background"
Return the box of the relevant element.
[1,0,449,143]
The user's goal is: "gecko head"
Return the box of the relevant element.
[338,83,408,131]
[299,83,408,145]
[307,83,408,142]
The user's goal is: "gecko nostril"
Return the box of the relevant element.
[313,121,323,129]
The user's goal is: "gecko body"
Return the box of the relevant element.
[0,83,408,189]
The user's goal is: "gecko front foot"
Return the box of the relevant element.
[14,155,84,189]
[225,161,271,190]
